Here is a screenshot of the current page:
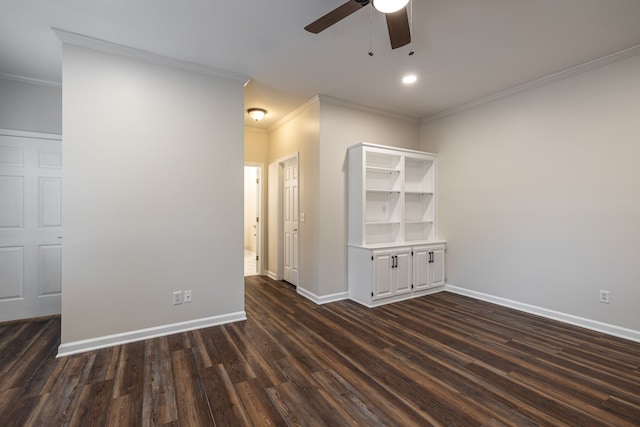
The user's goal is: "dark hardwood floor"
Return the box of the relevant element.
[1,276,639,426]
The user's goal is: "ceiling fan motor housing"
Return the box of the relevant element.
[305,0,410,49]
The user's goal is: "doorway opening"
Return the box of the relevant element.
[244,164,263,276]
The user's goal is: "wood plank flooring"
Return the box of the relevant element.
[1,275,639,426]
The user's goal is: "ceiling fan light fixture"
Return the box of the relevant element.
[373,0,409,14]
[247,108,267,121]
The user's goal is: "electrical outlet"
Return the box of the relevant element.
[599,290,610,304]
[173,291,183,305]
[184,290,192,303]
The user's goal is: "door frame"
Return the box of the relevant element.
[276,153,299,284]
[244,162,264,275]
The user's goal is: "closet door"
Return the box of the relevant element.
[0,131,62,321]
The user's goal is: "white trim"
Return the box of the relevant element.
[244,127,268,135]
[297,287,349,305]
[265,270,278,280]
[244,162,264,276]
[350,286,445,308]
[52,28,250,85]
[423,43,640,123]
[269,96,319,132]
[0,72,61,88]
[348,142,438,158]
[445,285,640,344]
[0,128,61,141]
[319,94,419,124]
[57,311,247,357]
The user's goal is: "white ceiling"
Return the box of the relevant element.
[2,0,640,128]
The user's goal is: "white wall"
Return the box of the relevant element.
[267,99,320,292]
[61,44,245,345]
[266,97,420,298]
[421,54,640,332]
[244,127,268,164]
[318,99,421,296]
[0,77,62,134]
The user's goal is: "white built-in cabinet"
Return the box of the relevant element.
[348,143,446,307]
[372,248,412,300]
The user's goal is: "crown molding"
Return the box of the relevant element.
[268,95,320,132]
[423,42,640,124]
[0,72,61,88]
[0,128,61,140]
[244,126,268,134]
[318,94,419,124]
[52,28,250,85]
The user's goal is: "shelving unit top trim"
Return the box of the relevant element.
[348,240,447,250]
[348,142,438,158]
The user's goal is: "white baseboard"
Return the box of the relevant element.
[445,285,640,344]
[297,287,349,305]
[57,311,247,357]
[265,270,278,280]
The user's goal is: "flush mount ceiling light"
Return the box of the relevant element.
[373,0,410,14]
[402,74,417,84]
[247,108,267,121]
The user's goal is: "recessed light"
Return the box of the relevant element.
[402,74,417,84]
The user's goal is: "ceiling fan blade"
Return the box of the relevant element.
[304,1,368,34]
[385,7,411,49]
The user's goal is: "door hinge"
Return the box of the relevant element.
[371,256,374,261]
[256,255,259,261]
[256,178,259,184]
[411,284,414,289]
[371,292,374,297]
[256,216,259,223]
[411,250,414,256]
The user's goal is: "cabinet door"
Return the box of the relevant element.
[394,250,412,295]
[373,252,393,299]
[429,247,445,287]
[413,248,430,290]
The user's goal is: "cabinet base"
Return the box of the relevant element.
[349,285,445,308]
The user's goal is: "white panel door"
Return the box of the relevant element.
[373,252,393,299]
[413,247,430,290]
[0,131,62,321]
[394,250,413,295]
[283,158,299,286]
[429,246,446,287]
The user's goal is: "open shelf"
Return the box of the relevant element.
[365,191,400,223]
[366,152,401,170]
[404,221,434,242]
[365,222,400,245]
[404,192,434,223]
[349,143,438,247]
[366,168,400,192]
[404,157,434,193]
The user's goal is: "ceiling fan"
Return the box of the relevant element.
[305,0,411,50]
